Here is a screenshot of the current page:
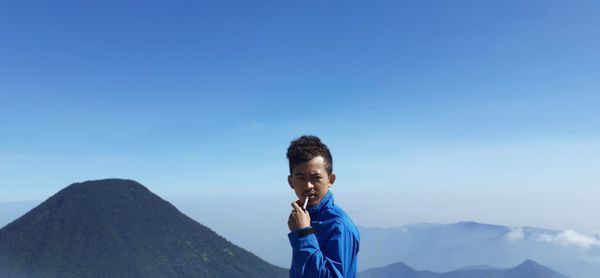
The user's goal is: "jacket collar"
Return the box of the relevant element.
[308,191,333,215]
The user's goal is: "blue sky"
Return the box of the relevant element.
[1,1,599,231]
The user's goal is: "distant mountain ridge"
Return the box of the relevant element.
[358,221,600,278]
[0,179,287,278]
[360,259,570,278]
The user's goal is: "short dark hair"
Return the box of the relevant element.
[286,135,333,175]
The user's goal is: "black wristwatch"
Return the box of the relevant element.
[296,227,315,238]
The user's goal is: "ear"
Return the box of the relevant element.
[328,172,336,188]
[288,175,294,189]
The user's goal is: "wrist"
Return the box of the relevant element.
[294,226,314,238]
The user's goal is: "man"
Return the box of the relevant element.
[286,135,360,278]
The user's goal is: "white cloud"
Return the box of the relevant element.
[536,230,600,248]
[507,227,525,241]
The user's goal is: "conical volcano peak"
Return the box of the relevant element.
[51,178,154,204]
[0,179,287,278]
[22,178,180,230]
[64,178,146,191]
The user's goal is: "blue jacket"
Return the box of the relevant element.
[288,191,360,278]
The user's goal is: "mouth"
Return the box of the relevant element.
[304,192,318,199]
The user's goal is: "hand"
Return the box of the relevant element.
[287,201,311,231]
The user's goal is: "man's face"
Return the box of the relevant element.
[288,156,336,208]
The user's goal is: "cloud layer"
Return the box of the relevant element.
[536,230,600,248]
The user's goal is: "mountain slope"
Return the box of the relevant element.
[360,259,570,278]
[359,261,439,278]
[0,178,288,278]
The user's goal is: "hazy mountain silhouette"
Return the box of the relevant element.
[0,178,288,278]
[360,259,570,278]
[358,221,600,278]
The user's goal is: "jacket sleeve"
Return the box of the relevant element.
[288,222,359,278]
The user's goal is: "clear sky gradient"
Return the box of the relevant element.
[1,1,599,232]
